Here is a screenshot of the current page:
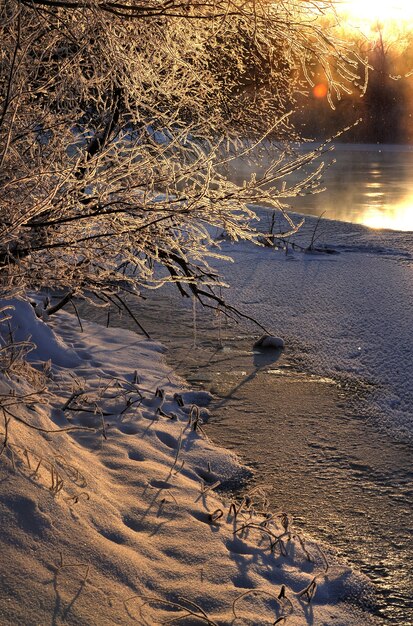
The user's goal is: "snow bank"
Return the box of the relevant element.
[0,298,81,367]
[0,301,378,625]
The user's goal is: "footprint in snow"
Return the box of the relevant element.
[155,430,177,449]
[149,479,172,490]
[96,527,128,545]
[122,515,145,533]
[118,422,140,435]
[128,449,145,462]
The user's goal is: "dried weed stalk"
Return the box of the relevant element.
[124,594,219,625]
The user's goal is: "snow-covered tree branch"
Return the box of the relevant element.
[0,0,365,311]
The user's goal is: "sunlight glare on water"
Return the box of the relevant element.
[290,146,413,231]
[224,144,413,232]
[337,0,413,23]
[363,196,413,230]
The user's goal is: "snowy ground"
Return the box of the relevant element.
[216,211,413,444]
[0,298,380,625]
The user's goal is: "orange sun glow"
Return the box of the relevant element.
[335,0,413,27]
[313,83,328,98]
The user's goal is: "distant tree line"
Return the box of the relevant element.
[294,22,413,144]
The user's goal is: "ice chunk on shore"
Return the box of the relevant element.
[254,334,285,350]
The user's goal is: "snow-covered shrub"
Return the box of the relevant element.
[0,0,365,315]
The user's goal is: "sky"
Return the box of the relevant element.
[335,0,413,31]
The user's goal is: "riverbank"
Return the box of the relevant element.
[81,276,412,624]
[73,210,413,624]
[0,298,379,625]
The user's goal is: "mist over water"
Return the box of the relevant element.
[226,143,413,232]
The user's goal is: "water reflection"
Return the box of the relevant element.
[214,346,283,405]
[363,198,413,230]
[225,144,413,232]
[290,146,413,231]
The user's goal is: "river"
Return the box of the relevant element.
[224,142,413,232]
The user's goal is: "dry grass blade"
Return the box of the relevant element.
[2,406,97,434]
[195,478,221,502]
[293,534,314,563]
[61,390,86,411]
[297,577,317,604]
[314,543,330,573]
[124,595,219,625]
[0,408,11,455]
[208,508,223,524]
[232,589,292,623]
[169,428,183,474]
[55,552,90,583]
[189,404,201,431]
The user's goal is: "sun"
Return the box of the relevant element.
[335,0,413,26]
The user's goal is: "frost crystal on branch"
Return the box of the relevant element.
[0,0,364,310]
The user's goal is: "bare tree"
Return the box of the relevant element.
[0,0,365,316]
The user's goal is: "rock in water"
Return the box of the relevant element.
[253,334,285,350]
